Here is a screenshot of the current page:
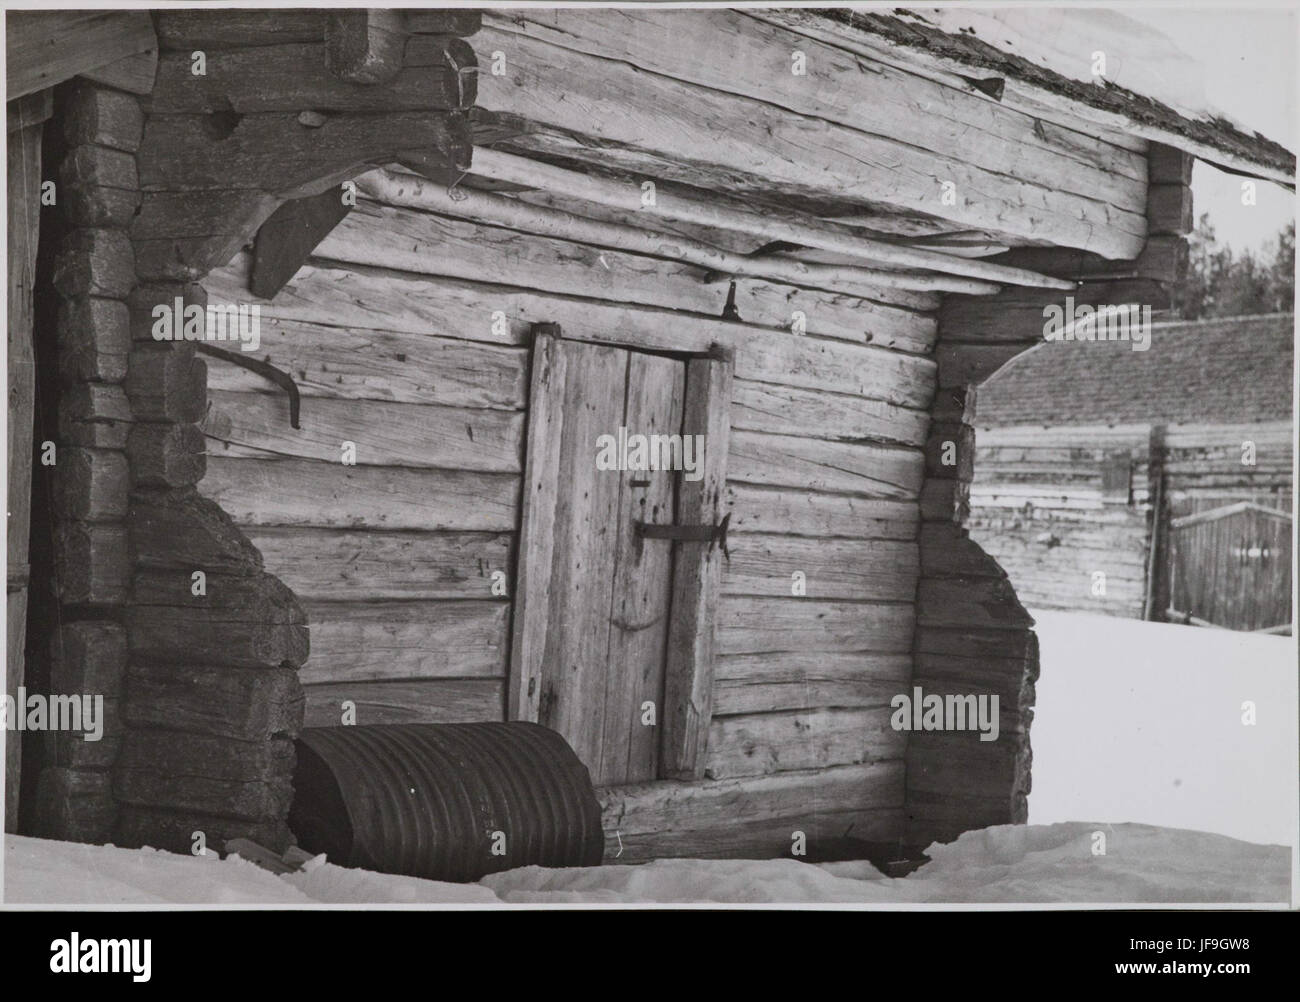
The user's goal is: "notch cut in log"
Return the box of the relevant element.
[250,186,353,299]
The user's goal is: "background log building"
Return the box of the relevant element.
[970,313,1293,631]
[6,8,1295,867]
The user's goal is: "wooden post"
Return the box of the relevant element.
[6,107,45,830]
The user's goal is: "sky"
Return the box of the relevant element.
[1124,7,1296,256]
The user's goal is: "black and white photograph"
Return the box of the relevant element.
[1,0,1296,939]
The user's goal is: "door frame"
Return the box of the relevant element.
[508,325,733,781]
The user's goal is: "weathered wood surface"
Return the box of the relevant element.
[718,597,914,655]
[731,381,928,447]
[705,706,902,779]
[203,321,528,409]
[297,600,508,684]
[508,333,565,723]
[713,652,911,715]
[602,351,684,784]
[661,355,731,780]
[302,679,504,727]
[724,486,918,540]
[474,20,1146,257]
[208,248,937,354]
[202,389,524,472]
[125,664,301,742]
[723,536,918,600]
[7,10,156,99]
[729,432,924,498]
[244,528,512,601]
[600,760,904,860]
[6,119,40,830]
[147,39,474,113]
[201,456,519,530]
[79,49,158,96]
[495,10,1147,208]
[155,10,326,48]
[206,251,938,398]
[325,9,405,85]
[137,112,471,194]
[57,297,130,384]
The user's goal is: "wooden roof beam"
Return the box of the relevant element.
[463,148,1074,291]
[7,10,157,100]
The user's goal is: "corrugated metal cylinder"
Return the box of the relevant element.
[289,722,604,882]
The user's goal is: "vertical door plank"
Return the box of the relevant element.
[508,330,566,721]
[600,353,684,784]
[6,120,41,830]
[536,341,627,773]
[661,352,733,779]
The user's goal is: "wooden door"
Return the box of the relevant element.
[510,331,730,785]
[1169,502,1293,631]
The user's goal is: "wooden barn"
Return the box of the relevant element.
[970,312,1294,632]
[6,8,1296,868]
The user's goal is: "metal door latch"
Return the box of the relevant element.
[634,512,730,559]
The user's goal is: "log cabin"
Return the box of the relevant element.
[5,8,1295,866]
[970,312,1294,631]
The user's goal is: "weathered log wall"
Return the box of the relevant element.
[201,176,939,857]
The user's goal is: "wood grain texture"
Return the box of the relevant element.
[302,679,504,727]
[201,456,519,530]
[661,355,731,779]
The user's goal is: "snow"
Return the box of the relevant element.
[5,822,1289,906]
[1027,611,1297,848]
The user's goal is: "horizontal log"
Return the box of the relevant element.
[939,279,1171,340]
[202,389,523,472]
[724,485,918,540]
[302,679,504,727]
[405,10,483,36]
[201,456,519,530]
[59,383,132,449]
[361,169,1007,295]
[126,604,309,670]
[298,600,509,683]
[936,342,1037,389]
[146,40,474,114]
[50,621,127,697]
[113,807,292,856]
[78,48,157,96]
[916,577,1034,631]
[53,447,129,522]
[207,249,937,355]
[54,523,129,605]
[723,535,918,601]
[128,423,207,488]
[601,760,904,837]
[51,228,135,299]
[126,345,207,422]
[474,22,1146,257]
[7,10,156,100]
[125,663,303,742]
[492,11,1146,207]
[718,597,914,655]
[33,767,116,843]
[919,477,969,524]
[915,626,1038,662]
[130,487,265,574]
[56,297,130,384]
[244,527,512,601]
[155,10,325,48]
[118,732,294,783]
[115,767,294,822]
[204,320,528,409]
[713,653,911,715]
[59,146,141,227]
[706,706,903,779]
[137,112,471,194]
[729,431,925,499]
[206,252,937,405]
[131,569,302,613]
[730,380,928,447]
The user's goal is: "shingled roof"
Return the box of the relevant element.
[976,313,1296,427]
